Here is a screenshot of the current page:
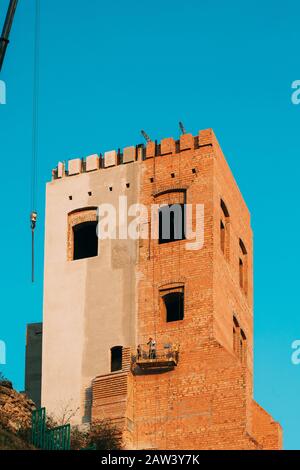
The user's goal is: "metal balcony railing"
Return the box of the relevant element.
[133,344,179,370]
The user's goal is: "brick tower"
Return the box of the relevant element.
[41,129,282,449]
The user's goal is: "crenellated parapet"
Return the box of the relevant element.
[51,129,216,180]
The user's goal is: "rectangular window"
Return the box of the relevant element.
[111,346,122,372]
[161,287,184,322]
[159,204,185,244]
[73,221,98,260]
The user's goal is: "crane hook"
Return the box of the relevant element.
[30,211,37,231]
[30,211,37,283]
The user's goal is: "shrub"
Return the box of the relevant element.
[88,420,122,450]
[70,420,122,450]
[70,426,89,450]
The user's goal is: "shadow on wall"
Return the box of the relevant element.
[82,386,92,424]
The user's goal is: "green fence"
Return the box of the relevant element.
[31,408,97,450]
[45,424,71,450]
[31,408,71,450]
[31,408,46,448]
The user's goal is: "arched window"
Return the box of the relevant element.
[67,208,98,261]
[233,316,247,364]
[240,329,247,364]
[220,199,230,259]
[111,346,123,372]
[239,258,244,289]
[233,316,239,354]
[239,238,248,295]
[160,286,184,322]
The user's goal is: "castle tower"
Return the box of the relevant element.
[41,129,282,449]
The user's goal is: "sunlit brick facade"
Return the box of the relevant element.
[41,129,282,449]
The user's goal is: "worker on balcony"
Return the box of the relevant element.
[137,344,142,360]
[147,337,156,359]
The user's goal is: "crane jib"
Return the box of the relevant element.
[0,0,19,72]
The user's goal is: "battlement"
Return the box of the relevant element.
[51,129,217,181]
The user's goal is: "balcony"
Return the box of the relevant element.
[133,344,179,371]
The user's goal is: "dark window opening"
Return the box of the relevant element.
[239,238,248,295]
[239,238,247,255]
[159,204,185,244]
[233,316,247,363]
[111,346,122,372]
[220,220,225,253]
[240,329,247,364]
[220,200,230,259]
[239,258,244,289]
[73,221,98,260]
[221,199,230,218]
[163,292,184,322]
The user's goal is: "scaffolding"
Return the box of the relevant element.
[133,343,179,370]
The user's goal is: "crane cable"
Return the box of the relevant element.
[30,0,40,283]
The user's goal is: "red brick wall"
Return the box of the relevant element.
[211,128,253,373]
[91,129,282,450]
[251,401,283,450]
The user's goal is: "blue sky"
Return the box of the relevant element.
[0,0,299,449]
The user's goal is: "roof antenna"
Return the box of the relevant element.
[141,130,152,143]
[30,211,37,283]
[179,121,186,135]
